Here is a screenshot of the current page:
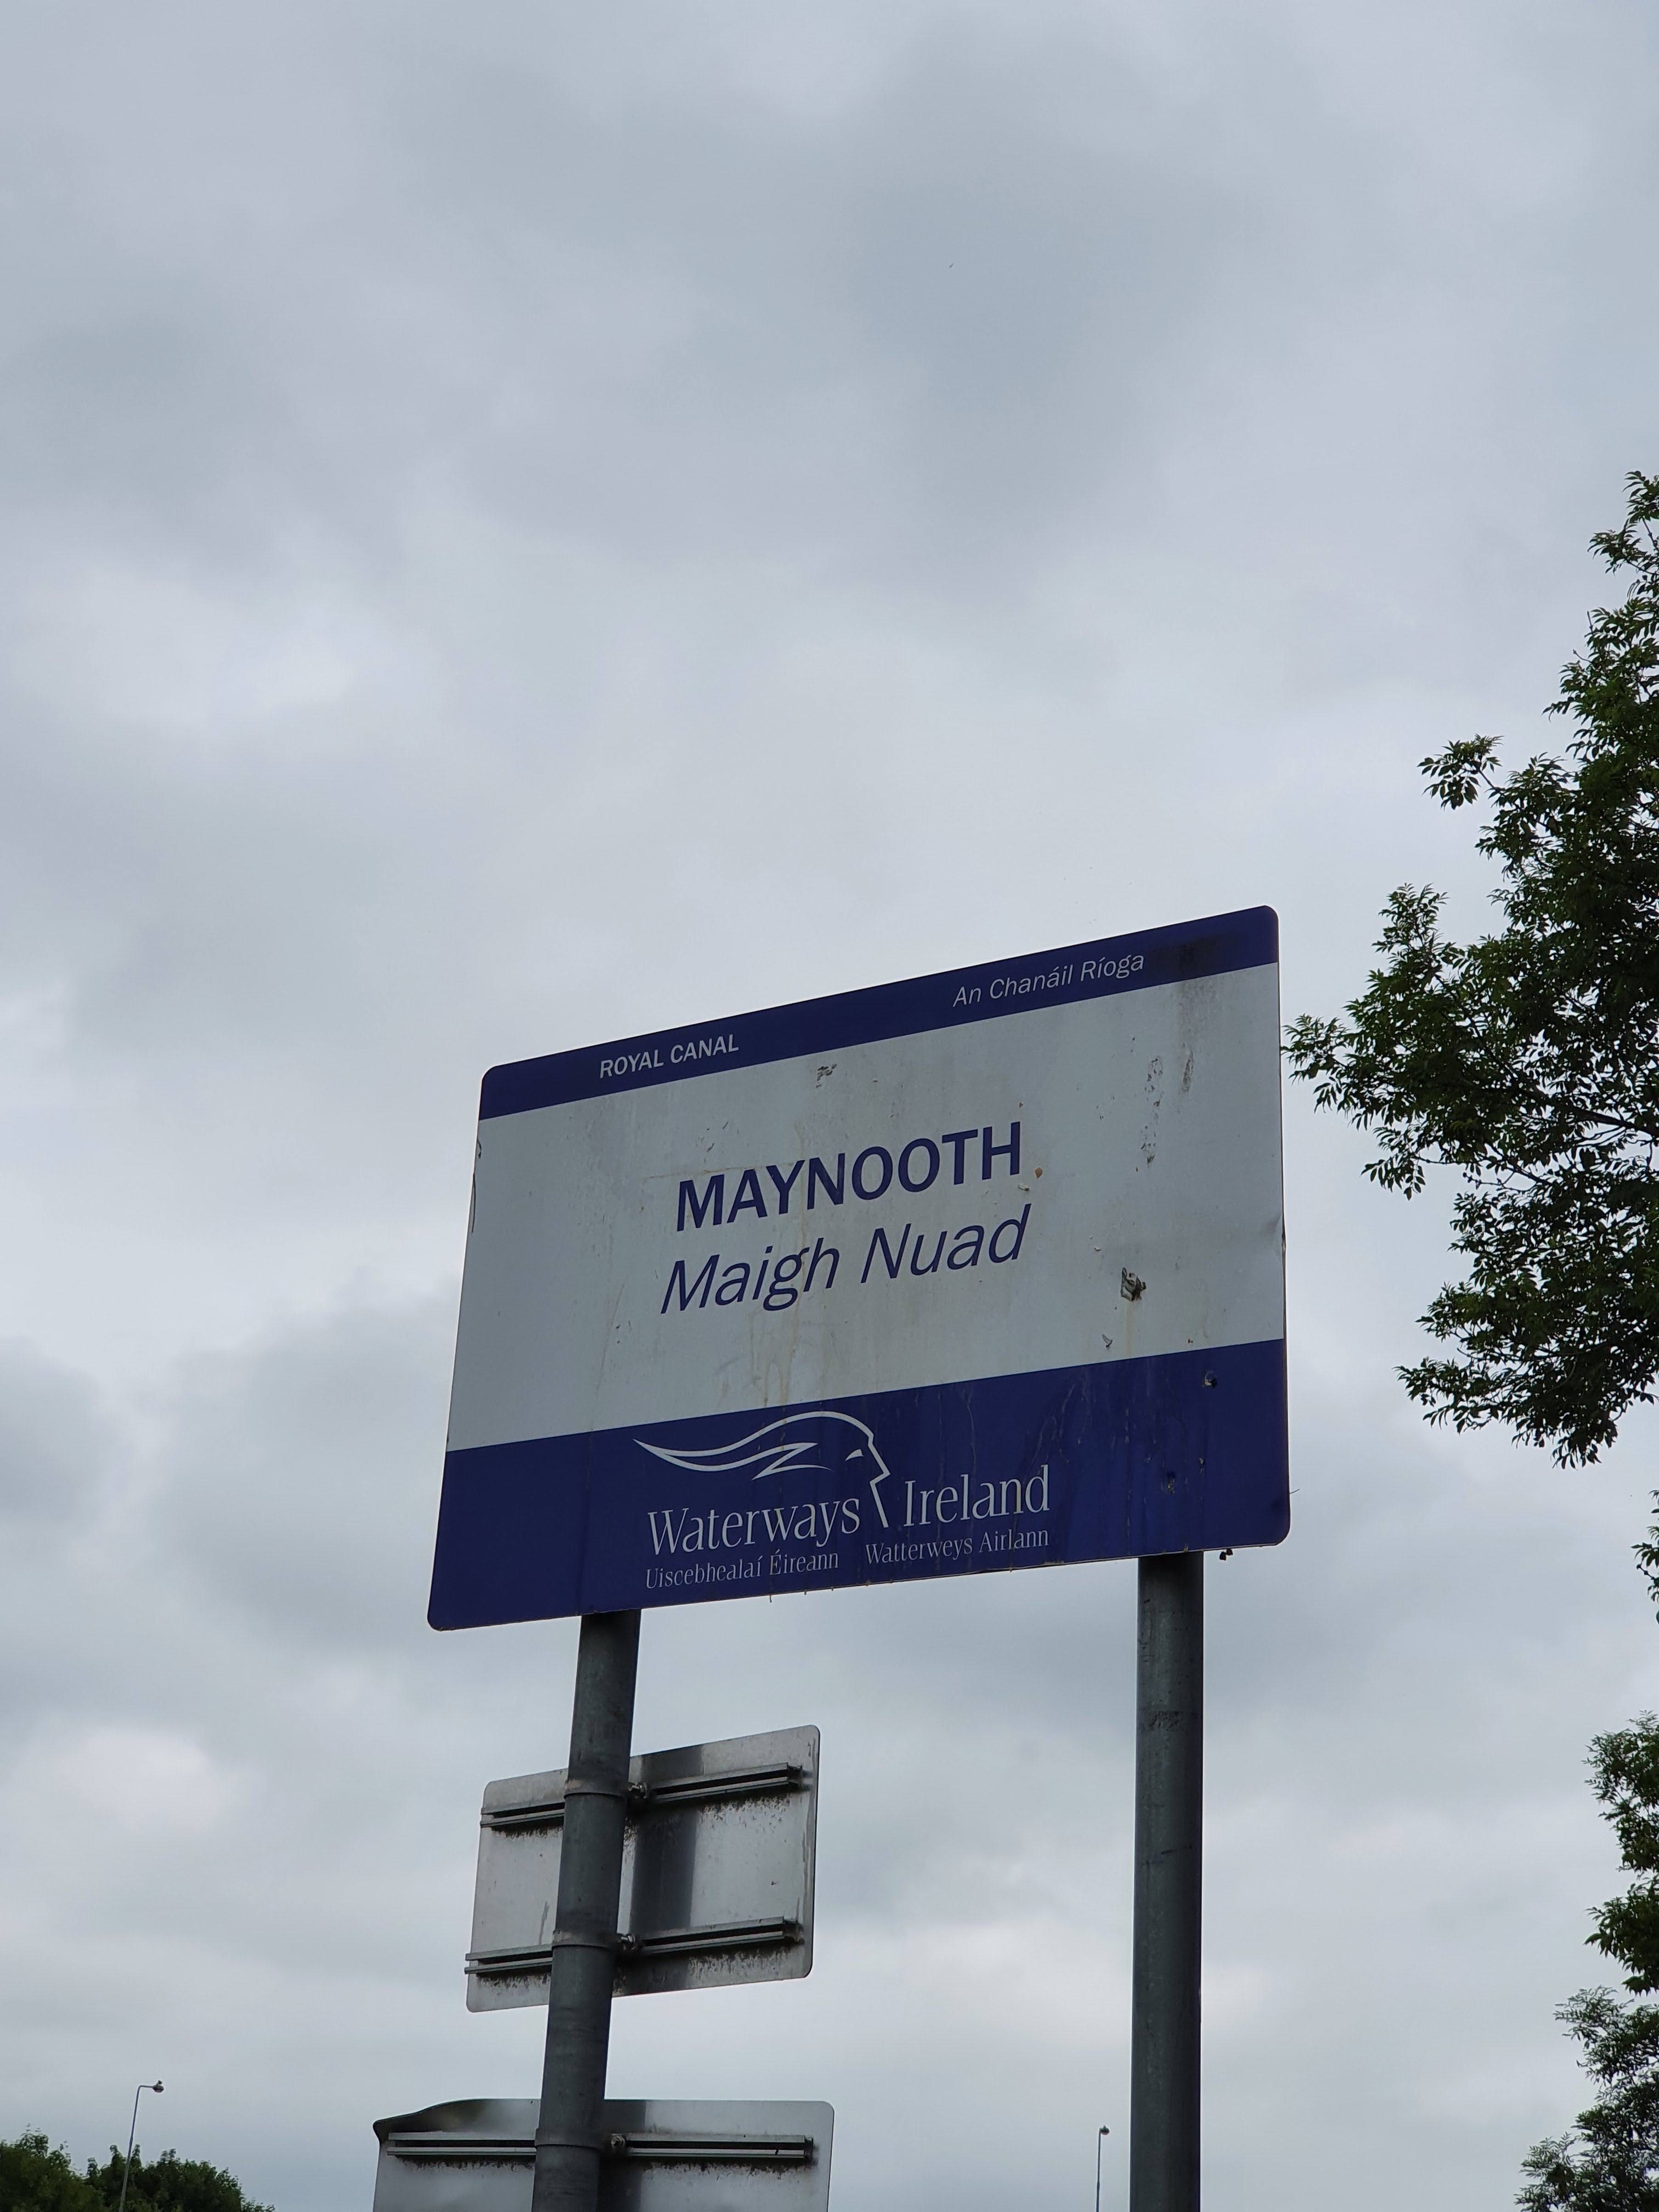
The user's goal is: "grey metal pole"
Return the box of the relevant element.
[117,2081,162,2212]
[1130,1552,1203,2212]
[532,1609,642,2212]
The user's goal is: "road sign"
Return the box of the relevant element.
[467,1726,817,2007]
[431,907,1287,1628]
[373,2099,833,2212]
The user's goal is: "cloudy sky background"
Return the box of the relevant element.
[2,1,1658,2207]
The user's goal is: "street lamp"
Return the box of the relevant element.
[117,2081,163,2212]
[1094,2124,1110,2212]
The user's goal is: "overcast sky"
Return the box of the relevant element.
[2,2,1658,2208]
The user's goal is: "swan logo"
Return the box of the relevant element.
[636,1410,893,1528]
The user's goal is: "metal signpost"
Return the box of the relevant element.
[1132,1555,1203,2212]
[532,1609,640,2212]
[399,908,1288,2212]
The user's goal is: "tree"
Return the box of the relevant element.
[82,2147,270,2212]
[0,2136,270,2212]
[1518,1719,1659,2210]
[1587,1716,1659,1995]
[0,2134,100,2212]
[1284,470,1659,1467]
[1285,474,1659,2204]
[1519,1991,1659,2211]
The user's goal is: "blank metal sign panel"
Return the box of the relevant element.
[467,1725,818,2007]
[372,2100,834,2212]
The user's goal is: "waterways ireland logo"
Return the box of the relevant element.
[636,1410,893,1530]
[633,1408,1052,1593]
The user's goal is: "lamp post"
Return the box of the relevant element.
[1096,2123,1111,2212]
[117,2081,163,2212]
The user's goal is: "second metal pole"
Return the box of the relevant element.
[532,1609,641,2212]
[1130,1551,1203,2212]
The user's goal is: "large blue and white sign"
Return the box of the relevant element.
[430,907,1287,1628]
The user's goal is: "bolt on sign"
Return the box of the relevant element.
[430,907,1288,1628]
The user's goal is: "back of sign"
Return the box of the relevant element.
[373,2100,833,2212]
[468,1726,817,2006]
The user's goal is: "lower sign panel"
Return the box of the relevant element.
[372,2100,833,2212]
[468,1728,817,2007]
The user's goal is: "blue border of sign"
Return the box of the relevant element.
[430,1339,1289,1628]
[479,906,1277,1119]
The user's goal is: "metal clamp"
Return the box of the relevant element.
[385,2135,531,2164]
[600,2132,814,2167]
[469,1917,802,1980]
[619,1916,802,1962]
[480,1760,806,1833]
[387,2126,816,2170]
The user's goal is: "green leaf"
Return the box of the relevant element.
[1287,471,1659,1467]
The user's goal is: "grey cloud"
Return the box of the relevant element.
[153,1297,454,1646]
[1,0,1657,2207]
[0,1339,114,1522]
